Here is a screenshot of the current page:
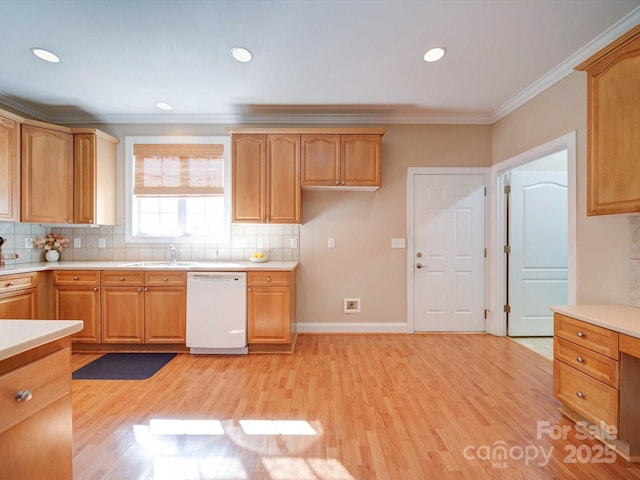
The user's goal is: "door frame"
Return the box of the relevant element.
[406,167,490,333]
[487,131,577,336]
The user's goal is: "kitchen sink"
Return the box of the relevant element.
[121,262,202,268]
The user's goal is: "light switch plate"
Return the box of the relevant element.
[328,237,335,248]
[289,238,298,249]
[25,238,33,249]
[257,238,264,248]
[391,238,406,249]
[74,238,82,248]
[98,238,106,249]
[233,238,248,248]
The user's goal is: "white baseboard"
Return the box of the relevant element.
[296,322,409,334]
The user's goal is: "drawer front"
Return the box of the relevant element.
[554,313,619,359]
[553,360,618,431]
[248,271,290,286]
[101,270,145,287]
[0,273,37,294]
[0,348,70,434]
[53,270,100,286]
[145,271,187,287]
[554,337,619,388]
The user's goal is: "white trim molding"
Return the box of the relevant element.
[296,322,408,334]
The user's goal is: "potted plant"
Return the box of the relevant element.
[33,233,70,262]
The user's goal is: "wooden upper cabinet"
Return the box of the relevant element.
[267,134,301,223]
[232,133,301,224]
[21,121,74,224]
[301,131,383,190]
[72,129,118,225]
[576,25,640,215]
[232,134,266,223]
[0,111,21,221]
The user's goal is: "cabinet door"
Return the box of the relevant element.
[232,134,266,222]
[267,134,301,223]
[0,115,20,221]
[247,286,290,344]
[341,134,381,186]
[300,134,340,186]
[21,125,73,223]
[73,132,117,225]
[0,289,37,319]
[101,288,144,343]
[144,287,186,343]
[54,286,101,343]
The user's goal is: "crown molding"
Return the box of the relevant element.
[491,6,640,123]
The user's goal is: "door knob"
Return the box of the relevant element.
[416,263,425,269]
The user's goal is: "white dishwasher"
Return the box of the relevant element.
[186,272,248,354]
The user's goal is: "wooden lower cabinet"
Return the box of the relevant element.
[101,270,186,345]
[0,343,73,480]
[0,272,38,319]
[53,270,101,343]
[247,270,296,350]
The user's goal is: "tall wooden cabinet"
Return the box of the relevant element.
[576,24,640,215]
[231,133,301,223]
[72,129,119,225]
[21,121,74,224]
[0,110,22,221]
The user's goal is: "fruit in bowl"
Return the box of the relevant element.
[250,252,268,263]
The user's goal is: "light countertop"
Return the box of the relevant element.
[0,260,299,276]
[550,304,640,339]
[0,320,83,361]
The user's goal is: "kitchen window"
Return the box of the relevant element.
[125,136,231,243]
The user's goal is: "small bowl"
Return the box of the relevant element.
[249,257,268,263]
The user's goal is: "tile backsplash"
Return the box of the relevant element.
[0,222,299,265]
[630,216,640,306]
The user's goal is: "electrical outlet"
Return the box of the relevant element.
[391,238,406,249]
[25,238,33,249]
[74,238,82,248]
[289,238,298,249]
[233,238,248,248]
[257,238,264,249]
[344,298,361,313]
[328,237,335,248]
[98,238,106,249]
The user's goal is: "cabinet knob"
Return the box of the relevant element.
[335,180,340,185]
[7,281,14,286]
[144,287,148,292]
[67,219,72,223]
[73,276,79,281]
[89,220,93,224]
[119,277,125,281]
[576,356,584,363]
[341,181,345,185]
[15,390,33,402]
[266,276,271,282]
[248,287,251,292]
[163,277,168,281]
[577,331,585,338]
[93,287,98,291]
[576,391,585,399]
[137,288,143,292]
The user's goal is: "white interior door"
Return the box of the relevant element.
[414,174,485,332]
[507,169,568,336]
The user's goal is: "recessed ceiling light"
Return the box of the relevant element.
[156,102,173,111]
[424,47,446,63]
[231,47,253,63]
[31,47,60,63]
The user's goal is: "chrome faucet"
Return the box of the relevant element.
[169,244,177,265]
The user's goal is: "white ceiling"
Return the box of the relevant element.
[0,0,639,125]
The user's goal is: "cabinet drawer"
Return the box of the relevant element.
[553,360,618,431]
[0,348,70,434]
[53,270,100,286]
[145,271,186,286]
[0,272,37,294]
[554,337,619,388]
[248,271,290,286]
[554,313,619,359]
[101,270,145,286]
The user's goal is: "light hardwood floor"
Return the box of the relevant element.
[70,334,640,479]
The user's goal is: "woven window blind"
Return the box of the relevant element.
[133,144,224,196]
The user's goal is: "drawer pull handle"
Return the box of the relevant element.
[119,277,125,281]
[576,356,584,363]
[267,276,271,282]
[576,331,585,338]
[163,277,168,281]
[576,391,585,399]
[73,276,79,281]
[7,281,14,286]
[15,390,33,402]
